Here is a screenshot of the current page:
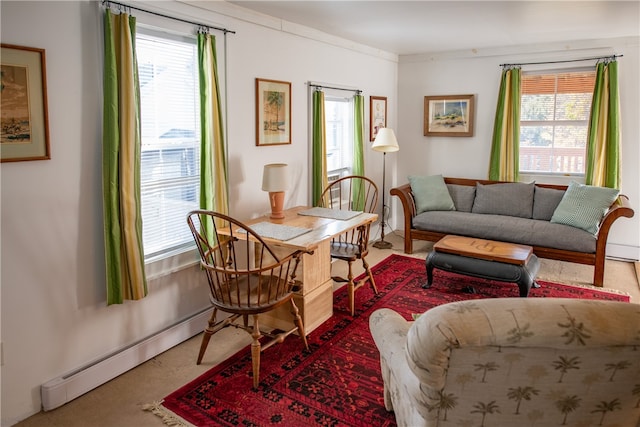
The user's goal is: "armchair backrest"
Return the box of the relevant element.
[407,298,640,426]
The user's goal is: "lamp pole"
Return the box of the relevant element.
[373,152,392,249]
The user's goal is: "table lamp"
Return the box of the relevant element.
[371,128,399,249]
[262,163,289,219]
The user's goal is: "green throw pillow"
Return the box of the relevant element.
[550,181,619,235]
[408,174,455,214]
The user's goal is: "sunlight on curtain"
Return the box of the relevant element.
[586,60,620,188]
[312,90,328,205]
[102,9,147,304]
[352,94,365,210]
[198,32,228,233]
[489,67,521,181]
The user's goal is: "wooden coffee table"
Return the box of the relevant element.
[424,235,540,297]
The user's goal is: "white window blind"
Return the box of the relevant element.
[325,95,354,179]
[137,30,200,259]
[520,69,595,175]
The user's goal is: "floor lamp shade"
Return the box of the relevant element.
[262,163,289,219]
[371,128,399,153]
[371,128,399,249]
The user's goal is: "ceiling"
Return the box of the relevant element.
[227,1,640,56]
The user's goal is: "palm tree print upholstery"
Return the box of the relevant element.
[370,298,640,426]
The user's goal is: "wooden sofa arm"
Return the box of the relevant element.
[592,194,635,286]
[390,184,416,253]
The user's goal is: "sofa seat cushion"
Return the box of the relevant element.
[471,182,535,218]
[413,211,596,253]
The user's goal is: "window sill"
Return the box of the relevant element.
[145,245,200,281]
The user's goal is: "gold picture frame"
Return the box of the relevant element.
[1,43,51,162]
[424,94,475,137]
[370,96,387,141]
[256,78,291,146]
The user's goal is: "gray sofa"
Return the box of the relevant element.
[390,177,634,287]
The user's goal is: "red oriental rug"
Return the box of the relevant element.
[145,254,629,427]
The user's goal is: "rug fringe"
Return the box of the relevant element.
[142,401,195,427]
[535,275,631,297]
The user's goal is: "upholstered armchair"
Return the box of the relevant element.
[370,298,640,426]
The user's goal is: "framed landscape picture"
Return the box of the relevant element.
[424,94,474,137]
[256,78,291,146]
[370,96,387,141]
[1,43,50,162]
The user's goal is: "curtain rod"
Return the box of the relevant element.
[500,54,622,68]
[102,0,235,34]
[310,84,362,95]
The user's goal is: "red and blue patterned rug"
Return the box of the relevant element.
[146,254,629,426]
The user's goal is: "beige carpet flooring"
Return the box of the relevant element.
[14,232,640,427]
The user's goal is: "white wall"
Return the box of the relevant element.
[0,1,397,425]
[395,37,640,259]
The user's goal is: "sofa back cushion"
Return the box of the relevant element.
[471,182,535,218]
[532,186,566,220]
[446,184,476,212]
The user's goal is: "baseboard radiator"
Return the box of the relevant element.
[41,306,213,411]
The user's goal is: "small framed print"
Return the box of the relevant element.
[370,96,387,141]
[256,78,291,146]
[424,94,475,137]
[1,43,51,162]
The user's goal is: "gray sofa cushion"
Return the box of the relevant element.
[471,182,534,218]
[532,186,565,221]
[446,184,476,212]
[413,211,596,253]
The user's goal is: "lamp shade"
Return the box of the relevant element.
[371,128,399,153]
[262,163,289,192]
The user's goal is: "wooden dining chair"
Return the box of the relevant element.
[187,210,309,389]
[317,175,379,316]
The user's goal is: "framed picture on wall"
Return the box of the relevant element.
[1,43,50,162]
[256,78,291,146]
[370,96,387,141]
[424,94,475,137]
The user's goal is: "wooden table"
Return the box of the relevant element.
[425,235,540,297]
[231,206,377,334]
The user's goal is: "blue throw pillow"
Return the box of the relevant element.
[550,181,619,235]
[408,175,455,214]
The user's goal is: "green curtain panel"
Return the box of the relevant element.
[197,32,228,237]
[489,67,521,182]
[352,94,365,210]
[102,9,147,305]
[312,90,328,205]
[586,60,621,188]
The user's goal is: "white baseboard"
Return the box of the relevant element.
[41,306,212,411]
[606,243,640,261]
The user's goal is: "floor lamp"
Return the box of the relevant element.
[371,128,399,249]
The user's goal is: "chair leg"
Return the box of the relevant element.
[290,299,309,350]
[197,308,218,365]
[250,315,262,389]
[362,256,379,295]
[347,261,356,316]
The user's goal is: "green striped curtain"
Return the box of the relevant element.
[312,89,328,206]
[352,94,365,210]
[586,60,620,188]
[197,32,228,238]
[102,9,147,305]
[489,67,521,182]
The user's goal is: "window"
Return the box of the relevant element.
[325,95,354,181]
[520,69,595,175]
[137,30,200,259]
